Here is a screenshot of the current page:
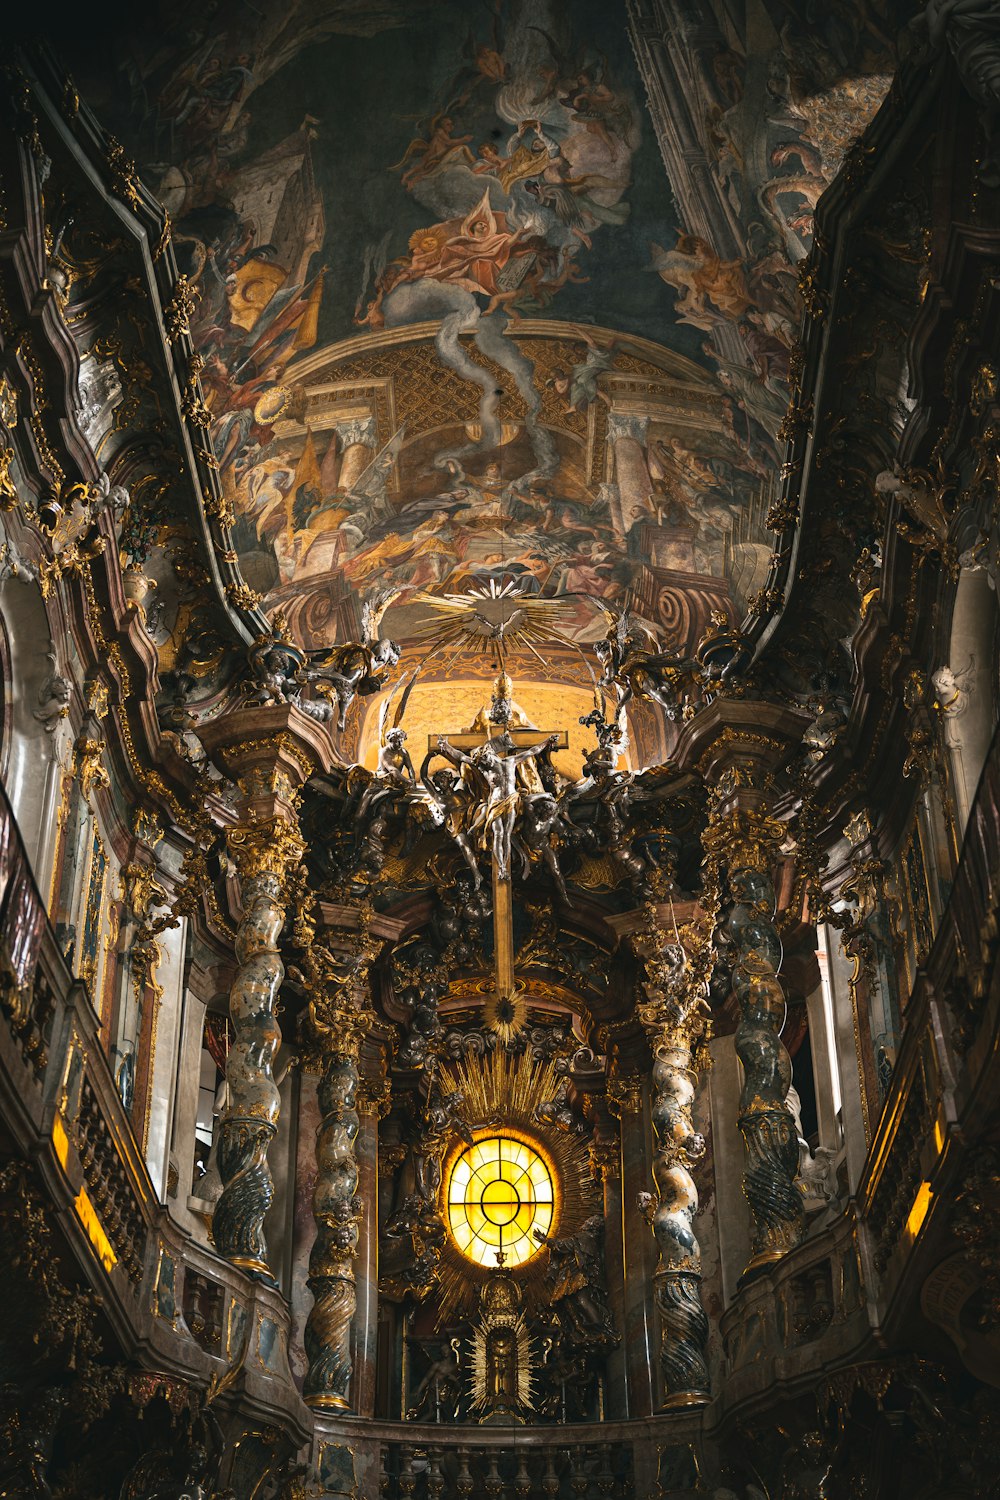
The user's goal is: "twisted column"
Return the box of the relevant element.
[631,899,716,1408]
[649,1034,709,1403]
[705,770,805,1270]
[304,1045,362,1410]
[197,703,335,1281]
[297,915,380,1412]
[215,823,303,1276]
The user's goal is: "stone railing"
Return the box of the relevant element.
[377,1433,632,1497]
[0,784,312,1448]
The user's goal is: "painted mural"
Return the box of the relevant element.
[87,0,904,653]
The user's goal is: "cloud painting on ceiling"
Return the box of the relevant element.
[101,0,799,649]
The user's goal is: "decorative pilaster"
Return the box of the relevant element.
[297,910,380,1412]
[704,763,805,1270]
[197,704,334,1281]
[631,899,716,1407]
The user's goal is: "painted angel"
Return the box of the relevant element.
[648,234,750,330]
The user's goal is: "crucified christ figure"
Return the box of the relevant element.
[435,730,559,883]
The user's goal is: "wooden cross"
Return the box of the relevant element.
[427,725,568,1005]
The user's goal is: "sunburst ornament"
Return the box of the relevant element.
[483,982,528,1045]
[469,1270,535,1423]
[432,1050,600,1327]
[411,579,581,670]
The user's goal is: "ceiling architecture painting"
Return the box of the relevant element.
[81,0,900,683]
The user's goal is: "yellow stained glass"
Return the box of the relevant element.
[446,1135,553,1268]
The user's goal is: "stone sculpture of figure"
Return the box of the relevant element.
[786,1085,839,1211]
[533,1216,619,1350]
[577,706,625,784]
[383,1192,447,1296]
[435,731,559,882]
[533,1076,585,1135]
[514,791,571,901]
[932,659,975,748]
[34,654,71,734]
[356,727,414,823]
[245,613,309,707]
[594,607,695,720]
[419,758,483,889]
[304,590,401,731]
[413,1084,473,1207]
[406,1339,463,1422]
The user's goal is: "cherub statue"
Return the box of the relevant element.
[413,1084,473,1206]
[245,612,307,707]
[304,590,402,731]
[513,791,572,902]
[932,658,975,747]
[34,653,71,733]
[534,1076,585,1135]
[577,705,626,785]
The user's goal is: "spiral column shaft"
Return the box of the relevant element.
[631,899,715,1408]
[305,1047,361,1410]
[196,703,335,1282]
[214,853,298,1276]
[649,1032,710,1406]
[702,764,805,1272]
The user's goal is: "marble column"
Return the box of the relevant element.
[631,902,715,1408]
[352,1074,387,1417]
[699,729,806,1275]
[299,921,380,1413]
[197,704,335,1282]
[305,1046,361,1410]
[610,1074,658,1417]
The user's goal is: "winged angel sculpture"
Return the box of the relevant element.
[245,589,402,731]
[304,589,402,730]
[594,605,698,721]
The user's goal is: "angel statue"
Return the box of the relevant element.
[418,753,483,890]
[594,606,695,720]
[304,590,402,731]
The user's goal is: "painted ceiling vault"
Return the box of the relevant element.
[77,0,908,758]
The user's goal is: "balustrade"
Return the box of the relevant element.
[374,1436,634,1498]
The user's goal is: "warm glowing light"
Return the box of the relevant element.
[73,1187,117,1273]
[447,1135,554,1268]
[906,1180,933,1240]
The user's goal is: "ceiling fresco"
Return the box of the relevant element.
[76,0,782,670]
[75,0,910,699]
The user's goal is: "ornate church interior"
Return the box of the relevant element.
[1,1,999,1495]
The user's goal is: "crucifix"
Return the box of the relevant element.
[428,688,567,1008]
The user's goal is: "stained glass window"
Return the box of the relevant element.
[446,1135,554,1269]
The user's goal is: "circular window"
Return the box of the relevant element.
[446,1135,554,1269]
